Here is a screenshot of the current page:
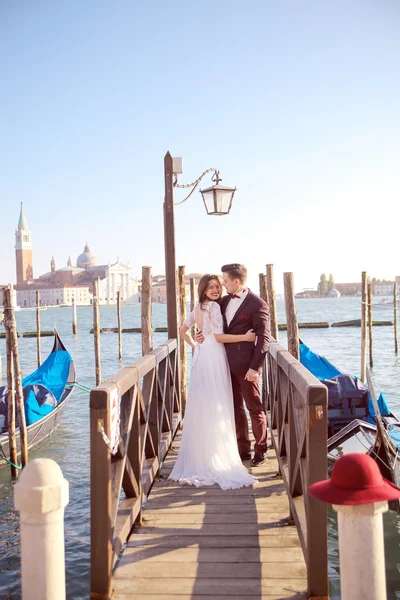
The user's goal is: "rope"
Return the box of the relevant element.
[67,380,121,454]
[361,300,398,309]
[0,442,22,470]
[356,433,392,471]
[66,382,92,393]
[98,380,121,455]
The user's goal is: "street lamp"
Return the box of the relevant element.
[163,152,236,339]
[200,172,236,216]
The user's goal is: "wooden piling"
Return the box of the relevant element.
[141,267,153,356]
[178,266,187,415]
[266,264,279,340]
[5,287,28,467]
[72,298,78,335]
[394,283,398,355]
[117,291,122,361]
[361,271,367,383]
[259,273,268,302]
[3,288,18,477]
[93,280,101,386]
[190,277,196,353]
[13,344,28,468]
[283,272,299,360]
[36,291,41,367]
[367,281,373,368]
[259,273,268,409]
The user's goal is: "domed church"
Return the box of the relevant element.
[15,204,139,307]
[76,244,98,269]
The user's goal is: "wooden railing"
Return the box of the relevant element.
[90,339,180,599]
[267,338,329,600]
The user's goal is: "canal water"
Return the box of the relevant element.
[0,297,399,598]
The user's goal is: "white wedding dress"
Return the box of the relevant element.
[169,301,257,490]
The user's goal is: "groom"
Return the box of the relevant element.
[198,263,270,466]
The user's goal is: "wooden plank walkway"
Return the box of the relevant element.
[112,431,307,599]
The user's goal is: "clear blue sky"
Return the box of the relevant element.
[1,1,399,293]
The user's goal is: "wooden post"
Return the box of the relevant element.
[90,388,112,598]
[178,266,187,415]
[190,277,196,353]
[306,385,329,598]
[368,281,373,368]
[361,271,367,383]
[141,267,153,356]
[14,349,28,468]
[266,264,279,340]
[259,273,268,409]
[259,273,268,302]
[163,151,178,340]
[72,298,77,336]
[394,283,398,355]
[116,291,122,360]
[5,287,28,467]
[36,290,41,367]
[3,287,18,477]
[284,272,299,360]
[93,280,101,386]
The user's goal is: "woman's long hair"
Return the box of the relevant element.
[197,274,223,309]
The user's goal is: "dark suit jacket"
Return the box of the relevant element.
[220,290,270,372]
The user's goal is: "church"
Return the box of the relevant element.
[15,204,140,307]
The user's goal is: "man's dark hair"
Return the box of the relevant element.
[221,263,248,284]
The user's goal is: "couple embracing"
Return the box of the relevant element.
[169,263,270,490]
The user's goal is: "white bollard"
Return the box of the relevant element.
[308,452,400,600]
[334,501,388,600]
[14,458,69,600]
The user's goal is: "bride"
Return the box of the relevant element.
[169,274,257,490]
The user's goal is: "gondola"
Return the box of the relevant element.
[300,341,400,498]
[0,330,75,468]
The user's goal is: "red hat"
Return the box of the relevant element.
[308,453,400,505]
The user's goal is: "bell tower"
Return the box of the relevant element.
[15,203,33,284]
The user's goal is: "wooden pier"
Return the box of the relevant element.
[112,431,307,599]
[90,335,329,600]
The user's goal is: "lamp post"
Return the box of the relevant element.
[163,151,236,340]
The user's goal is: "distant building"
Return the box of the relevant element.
[295,288,319,298]
[334,282,362,296]
[372,281,395,295]
[135,273,203,303]
[330,280,399,296]
[13,204,140,307]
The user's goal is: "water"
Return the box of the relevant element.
[0,298,399,599]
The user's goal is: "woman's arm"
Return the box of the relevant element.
[214,330,255,344]
[179,324,197,350]
[209,302,255,344]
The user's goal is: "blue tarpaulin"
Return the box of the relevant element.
[389,426,400,449]
[0,344,72,429]
[24,389,54,426]
[300,342,391,420]
[299,343,342,380]
[22,350,72,402]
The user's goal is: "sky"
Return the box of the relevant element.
[1,0,399,294]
